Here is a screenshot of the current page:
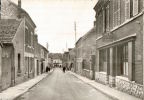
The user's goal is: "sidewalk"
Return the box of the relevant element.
[0,73,50,100]
[69,71,141,100]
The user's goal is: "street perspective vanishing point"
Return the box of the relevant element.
[0,0,143,100]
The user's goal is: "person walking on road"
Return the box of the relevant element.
[63,67,66,73]
[46,66,50,73]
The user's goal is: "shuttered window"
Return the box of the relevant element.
[25,27,28,44]
[113,0,121,27]
[133,0,138,16]
[125,0,130,20]
[106,4,110,32]
[102,9,105,33]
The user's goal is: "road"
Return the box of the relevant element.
[16,68,113,100]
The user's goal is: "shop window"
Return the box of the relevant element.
[99,49,108,72]
[119,44,128,76]
[123,44,128,76]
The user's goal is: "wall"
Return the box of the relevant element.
[12,19,25,84]
[1,45,14,90]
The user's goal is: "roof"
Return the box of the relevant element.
[0,19,21,43]
[38,43,48,52]
[49,53,63,60]
[8,0,36,28]
[76,27,96,45]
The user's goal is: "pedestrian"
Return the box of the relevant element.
[63,67,66,73]
[46,66,50,73]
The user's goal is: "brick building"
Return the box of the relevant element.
[94,0,143,98]
[75,27,96,79]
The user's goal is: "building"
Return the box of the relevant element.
[0,0,36,90]
[49,53,62,67]
[39,44,49,74]
[62,51,69,68]
[34,34,40,76]
[94,0,143,98]
[67,48,75,71]
[75,27,96,79]
[0,19,25,90]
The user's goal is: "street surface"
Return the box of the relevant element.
[16,68,113,100]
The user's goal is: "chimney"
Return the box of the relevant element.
[18,0,21,18]
[18,0,21,8]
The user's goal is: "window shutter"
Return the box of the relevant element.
[103,9,105,33]
[133,0,138,16]
[117,0,121,25]
[106,5,110,31]
[125,0,130,20]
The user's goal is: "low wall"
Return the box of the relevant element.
[82,69,93,79]
[116,76,143,99]
[95,72,108,85]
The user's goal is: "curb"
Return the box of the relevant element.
[70,72,119,100]
[9,71,53,100]
[13,74,48,100]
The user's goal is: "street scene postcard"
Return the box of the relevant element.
[0,0,143,100]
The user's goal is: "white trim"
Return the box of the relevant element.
[98,33,136,49]
[99,71,107,75]
[24,52,34,57]
[116,76,129,81]
[111,11,143,33]
[83,69,90,72]
[96,36,103,41]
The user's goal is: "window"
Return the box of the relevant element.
[29,30,31,46]
[25,27,28,44]
[99,49,108,72]
[113,0,121,27]
[133,0,139,16]
[99,12,103,34]
[119,44,128,76]
[106,4,110,32]
[31,32,33,47]
[102,8,105,33]
[125,0,130,20]
[18,54,21,73]
[122,44,128,76]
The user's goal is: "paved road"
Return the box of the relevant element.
[17,68,113,100]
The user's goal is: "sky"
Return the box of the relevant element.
[12,0,97,53]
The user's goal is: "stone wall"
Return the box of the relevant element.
[116,76,143,99]
[95,72,108,85]
[82,69,93,79]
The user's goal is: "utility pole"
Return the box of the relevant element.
[74,21,77,44]
[74,21,77,73]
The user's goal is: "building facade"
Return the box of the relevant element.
[39,44,49,74]
[75,28,96,79]
[67,48,75,71]
[94,0,143,98]
[0,0,38,90]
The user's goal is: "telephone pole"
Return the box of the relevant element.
[74,21,77,72]
[74,21,77,44]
